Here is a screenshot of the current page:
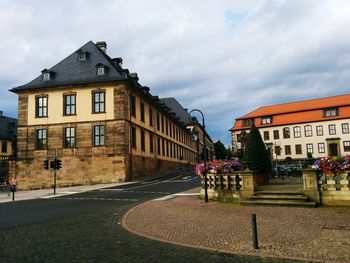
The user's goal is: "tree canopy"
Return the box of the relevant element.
[242,125,272,173]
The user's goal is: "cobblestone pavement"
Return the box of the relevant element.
[123,187,350,263]
[0,203,297,263]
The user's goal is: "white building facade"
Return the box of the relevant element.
[230,94,350,161]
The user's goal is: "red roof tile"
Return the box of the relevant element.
[230,94,350,131]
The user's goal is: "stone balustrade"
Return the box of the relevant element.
[302,169,350,206]
[199,170,257,202]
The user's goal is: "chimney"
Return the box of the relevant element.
[129,73,139,81]
[96,41,107,53]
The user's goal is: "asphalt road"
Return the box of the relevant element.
[0,170,300,263]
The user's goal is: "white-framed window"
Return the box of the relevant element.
[316,125,323,136]
[97,67,105,76]
[344,141,350,152]
[341,123,349,134]
[261,116,272,125]
[43,72,50,81]
[293,126,301,138]
[78,53,86,61]
[304,125,312,137]
[36,95,48,117]
[306,143,313,153]
[318,143,325,153]
[323,108,338,117]
[328,124,336,135]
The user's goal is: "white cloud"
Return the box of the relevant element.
[1,0,350,146]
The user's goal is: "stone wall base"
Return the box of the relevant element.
[131,156,193,180]
[10,155,126,190]
[321,191,350,206]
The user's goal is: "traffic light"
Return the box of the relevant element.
[50,160,55,169]
[56,159,62,170]
[43,160,49,170]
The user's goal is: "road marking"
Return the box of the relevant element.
[97,189,171,195]
[173,193,200,196]
[141,180,159,184]
[152,195,176,201]
[163,176,197,183]
[152,192,200,201]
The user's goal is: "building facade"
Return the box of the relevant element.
[10,41,212,190]
[230,94,350,161]
[0,111,17,183]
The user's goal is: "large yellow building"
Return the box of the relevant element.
[10,41,213,190]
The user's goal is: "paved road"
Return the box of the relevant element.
[0,171,299,263]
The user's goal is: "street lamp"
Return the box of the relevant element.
[189,109,208,203]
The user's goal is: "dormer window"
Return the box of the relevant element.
[261,116,272,125]
[78,53,86,61]
[95,63,106,76]
[323,108,338,117]
[41,69,52,81]
[97,67,105,75]
[242,119,252,127]
[43,73,50,81]
[77,49,88,61]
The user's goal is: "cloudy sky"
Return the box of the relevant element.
[1,0,350,146]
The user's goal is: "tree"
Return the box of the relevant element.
[214,140,227,160]
[242,125,272,173]
[226,146,233,160]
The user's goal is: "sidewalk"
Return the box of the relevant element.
[0,182,134,203]
[123,187,350,263]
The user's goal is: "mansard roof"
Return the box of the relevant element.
[10,41,128,93]
[160,98,191,125]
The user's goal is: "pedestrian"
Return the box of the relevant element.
[10,177,17,192]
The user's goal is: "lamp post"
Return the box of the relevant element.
[189,109,208,203]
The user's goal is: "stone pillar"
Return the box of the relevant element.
[302,169,320,203]
[239,170,256,199]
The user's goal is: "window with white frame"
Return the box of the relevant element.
[43,72,50,81]
[323,108,338,117]
[261,116,272,125]
[36,96,48,117]
[318,143,325,153]
[304,125,312,137]
[341,123,349,134]
[97,67,105,76]
[316,125,323,136]
[344,141,350,152]
[328,124,336,135]
[306,143,313,153]
[293,126,301,138]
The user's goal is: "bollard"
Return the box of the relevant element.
[251,213,259,249]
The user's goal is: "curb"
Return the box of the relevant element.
[122,198,323,263]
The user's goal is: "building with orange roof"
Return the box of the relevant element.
[230,94,350,161]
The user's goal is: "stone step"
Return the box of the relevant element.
[250,195,308,201]
[240,199,317,207]
[255,190,303,195]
